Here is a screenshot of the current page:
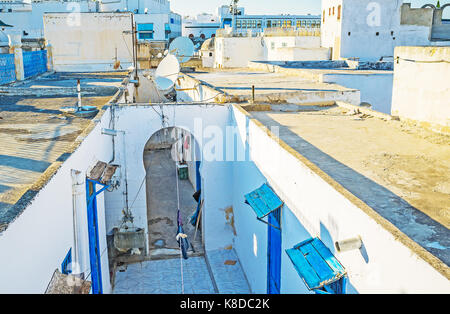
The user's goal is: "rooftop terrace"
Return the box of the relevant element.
[0,71,128,232]
[186,66,449,274]
[188,68,360,104]
[251,106,450,267]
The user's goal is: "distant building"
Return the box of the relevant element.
[321,0,450,61]
[182,13,221,40]
[0,0,181,43]
[182,5,321,40]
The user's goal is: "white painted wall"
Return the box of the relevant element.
[99,0,169,14]
[215,36,265,68]
[135,13,169,42]
[104,105,235,253]
[230,105,450,293]
[391,46,450,132]
[0,1,97,38]
[214,35,332,67]
[322,72,393,114]
[201,49,215,68]
[43,12,134,72]
[176,74,224,103]
[0,110,114,293]
[321,0,447,61]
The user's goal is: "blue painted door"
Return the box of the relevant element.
[267,208,282,294]
[86,180,103,294]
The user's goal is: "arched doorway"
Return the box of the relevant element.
[143,127,202,258]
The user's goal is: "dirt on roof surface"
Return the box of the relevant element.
[252,106,450,266]
[188,68,357,100]
[0,71,128,229]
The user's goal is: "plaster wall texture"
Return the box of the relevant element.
[43,13,134,72]
[215,37,265,68]
[230,110,313,294]
[0,110,114,293]
[104,105,235,254]
[99,0,170,15]
[0,1,97,38]
[321,0,448,61]
[176,74,224,103]
[134,13,170,42]
[391,46,450,133]
[215,35,329,68]
[322,72,393,114]
[230,105,450,293]
[269,47,331,62]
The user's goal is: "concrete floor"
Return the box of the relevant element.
[188,68,358,104]
[0,71,127,231]
[144,149,203,257]
[252,107,450,265]
[113,249,251,294]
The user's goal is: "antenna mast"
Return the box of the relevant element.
[230,0,239,34]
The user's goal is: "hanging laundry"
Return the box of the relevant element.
[184,134,190,150]
[176,210,190,259]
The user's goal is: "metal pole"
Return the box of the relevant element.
[252,85,255,103]
[77,79,81,110]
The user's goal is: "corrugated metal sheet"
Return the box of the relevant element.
[244,183,283,219]
[286,237,346,291]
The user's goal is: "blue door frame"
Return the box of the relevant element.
[195,160,201,192]
[267,208,282,294]
[86,178,109,294]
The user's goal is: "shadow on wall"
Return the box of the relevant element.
[319,222,360,294]
[256,112,450,267]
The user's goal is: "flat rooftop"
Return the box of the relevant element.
[251,106,450,266]
[0,71,128,232]
[188,68,359,103]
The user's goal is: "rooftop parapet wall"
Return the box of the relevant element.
[43,12,134,72]
[400,3,434,27]
[233,105,450,292]
[391,46,450,134]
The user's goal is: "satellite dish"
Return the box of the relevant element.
[169,36,194,63]
[154,54,180,94]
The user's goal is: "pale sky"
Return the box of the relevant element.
[170,0,447,17]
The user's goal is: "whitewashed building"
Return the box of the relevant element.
[321,0,450,61]
[0,0,181,43]
[182,4,321,41]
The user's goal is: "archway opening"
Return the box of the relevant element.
[143,127,203,258]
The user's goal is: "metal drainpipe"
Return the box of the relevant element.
[77,79,81,110]
[71,169,83,275]
[121,130,129,211]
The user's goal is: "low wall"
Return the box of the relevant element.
[43,12,134,72]
[269,47,331,62]
[0,54,16,85]
[322,72,393,114]
[23,50,47,79]
[391,46,450,134]
[176,74,227,103]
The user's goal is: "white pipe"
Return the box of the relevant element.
[77,79,82,110]
[335,236,363,253]
[71,169,83,274]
